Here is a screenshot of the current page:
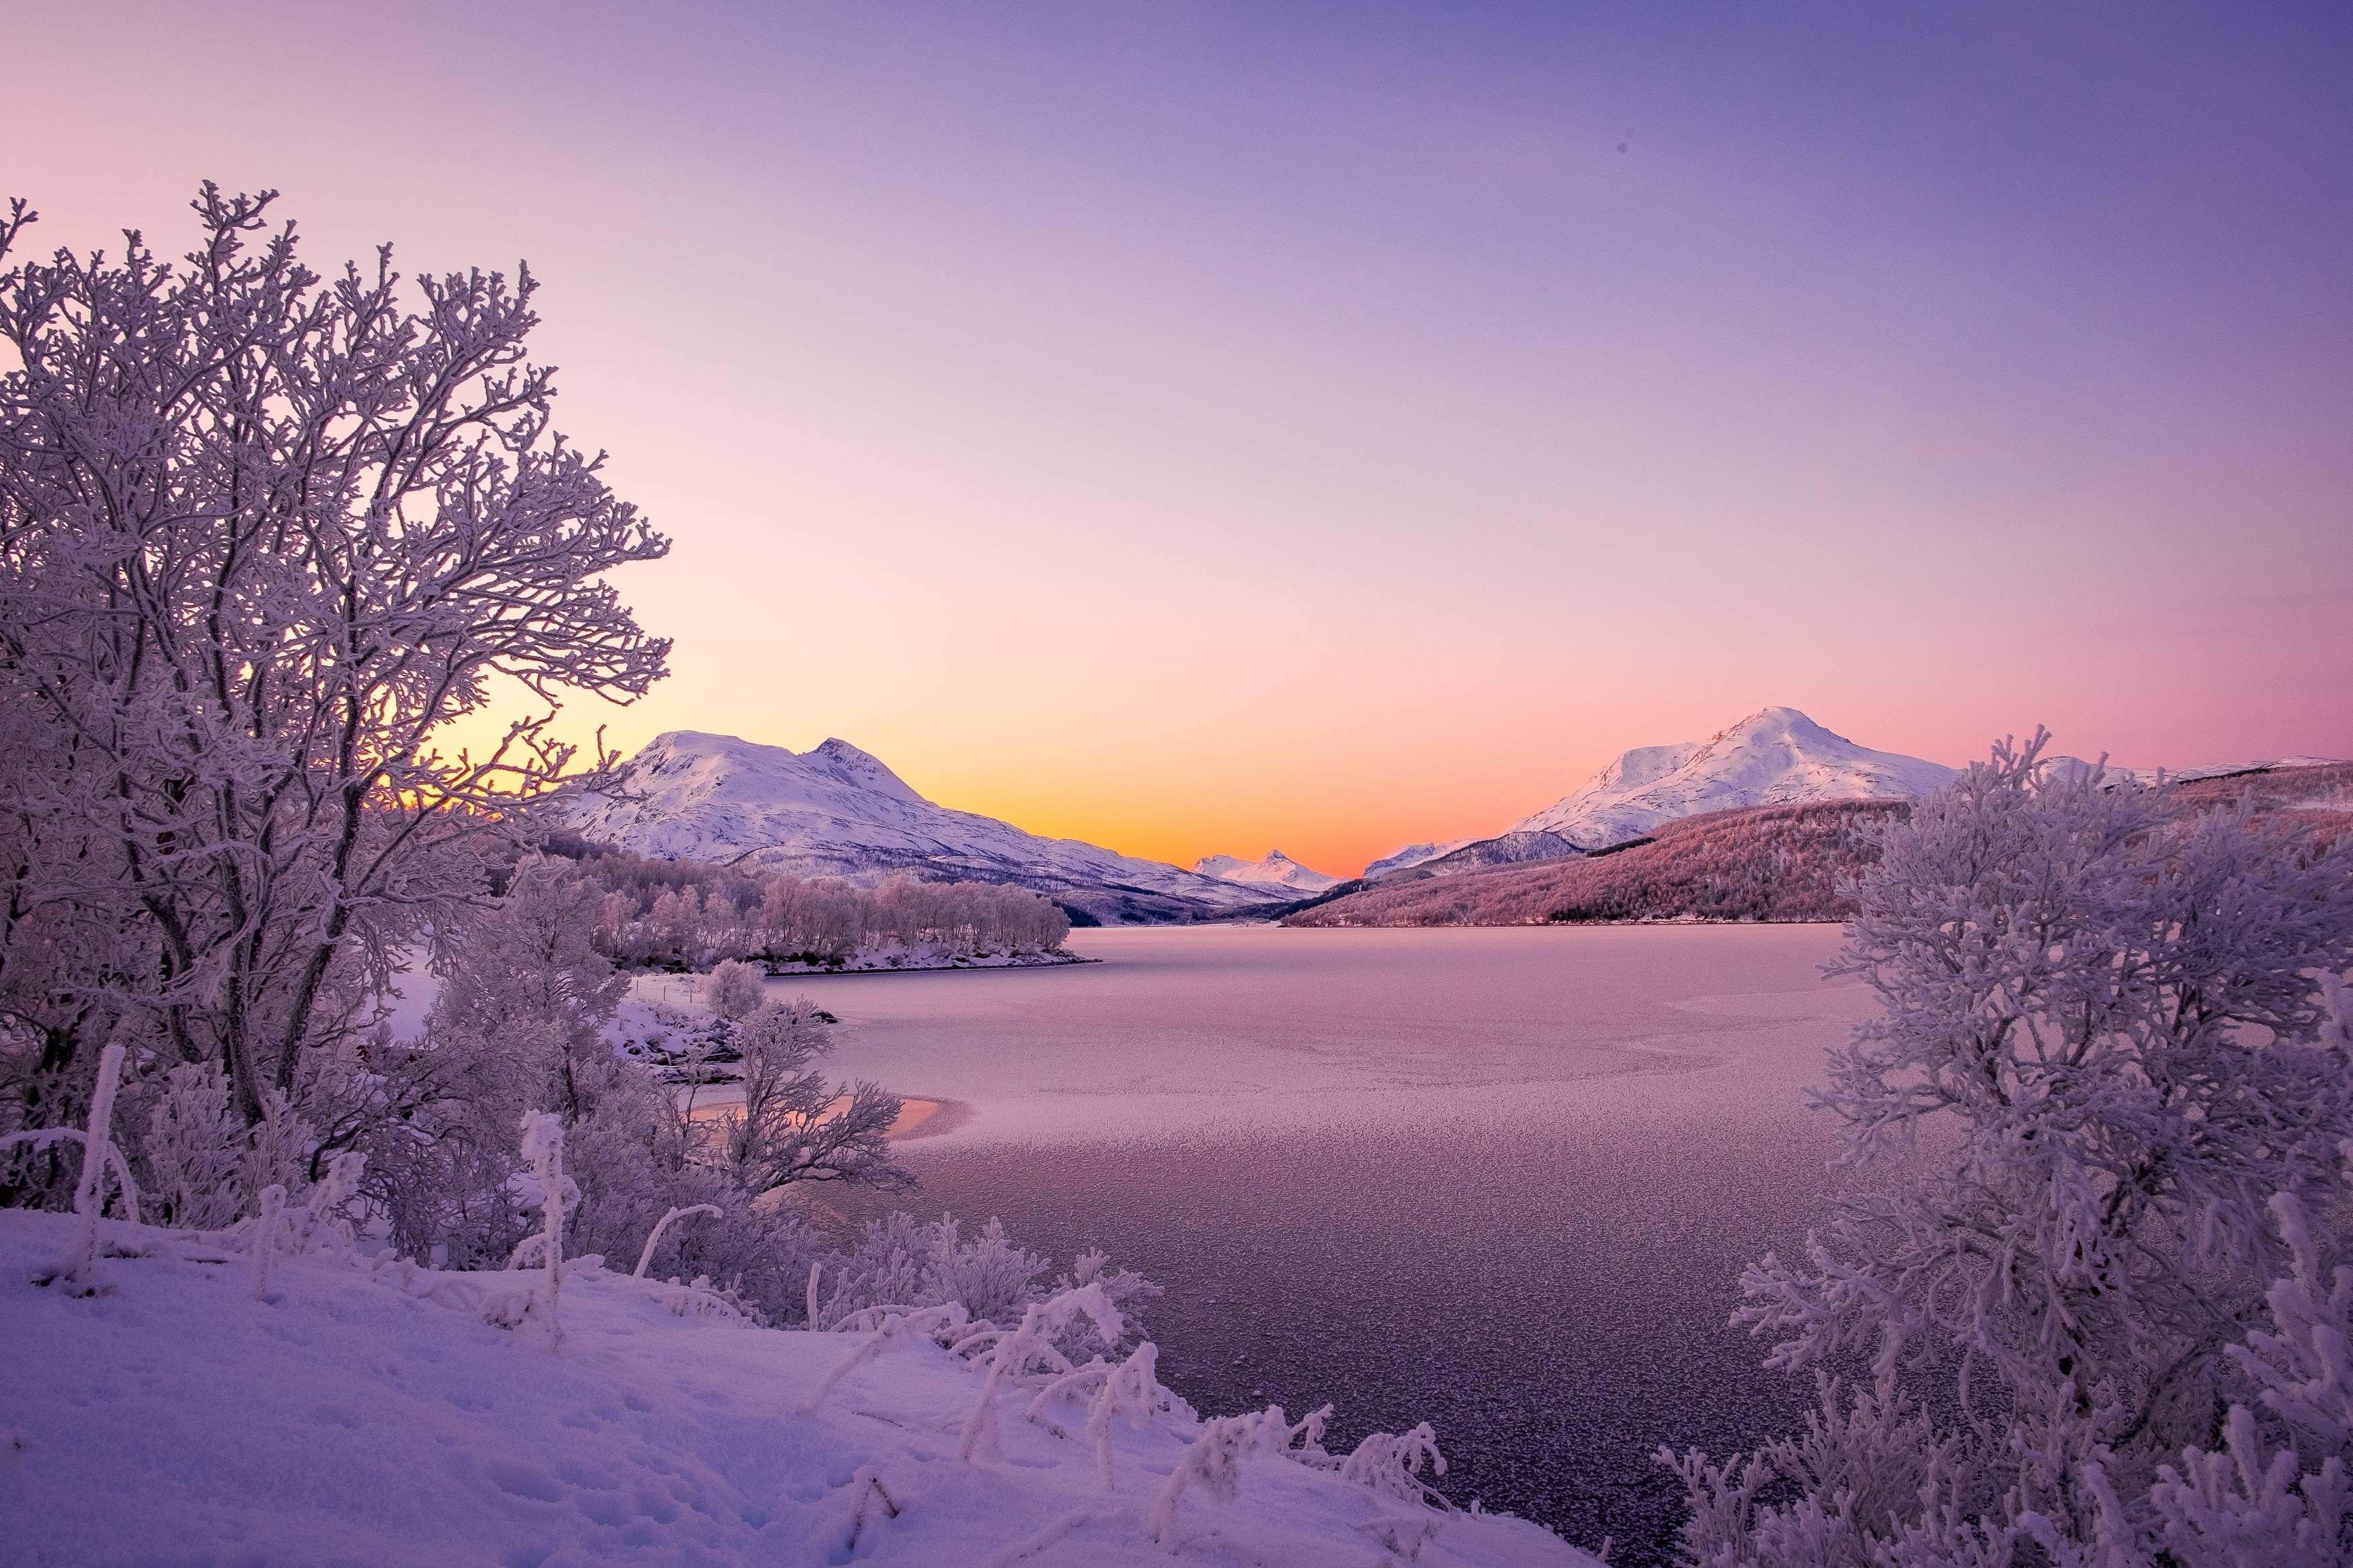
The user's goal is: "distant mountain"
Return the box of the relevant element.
[1190,850,1343,896]
[1361,840,1473,878]
[1295,758,2353,930]
[565,731,1276,922]
[1510,707,1956,853]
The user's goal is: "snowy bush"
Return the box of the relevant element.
[814,1214,1049,1330]
[1339,1422,1450,1508]
[1664,732,2353,1566]
[956,1282,1126,1462]
[1148,1413,1259,1548]
[700,960,766,1021]
[135,1063,247,1230]
[2152,1190,2353,1567]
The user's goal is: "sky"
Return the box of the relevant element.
[6,1,2350,876]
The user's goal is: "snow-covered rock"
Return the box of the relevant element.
[0,1209,1589,1567]
[1190,850,1342,896]
[566,732,1273,915]
[1363,841,1473,879]
[1511,707,1957,852]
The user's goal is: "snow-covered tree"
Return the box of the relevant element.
[705,998,905,1195]
[1667,733,2353,1565]
[0,185,668,1150]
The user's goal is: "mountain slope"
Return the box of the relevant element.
[1362,840,1473,878]
[1509,707,1956,852]
[566,732,1272,917]
[1293,799,1902,928]
[1191,850,1342,896]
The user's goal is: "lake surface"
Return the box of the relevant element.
[782,924,1872,1564]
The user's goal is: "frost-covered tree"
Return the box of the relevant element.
[1666,733,2353,1567]
[700,960,766,1021]
[706,999,905,1196]
[0,185,668,1151]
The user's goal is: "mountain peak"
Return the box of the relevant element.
[1191,849,1342,896]
[1510,708,1956,851]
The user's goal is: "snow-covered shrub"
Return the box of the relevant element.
[1339,1422,1449,1508]
[806,1302,972,1413]
[1147,1413,1258,1548]
[700,960,766,1021]
[2152,1190,2353,1567]
[134,1062,246,1230]
[1666,732,2353,1566]
[814,1214,1049,1329]
[632,1203,721,1279]
[1047,1247,1162,1357]
[1021,1340,1187,1489]
[956,1283,1126,1461]
[239,1088,319,1217]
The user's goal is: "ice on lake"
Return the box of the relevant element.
[780,923,1875,1565]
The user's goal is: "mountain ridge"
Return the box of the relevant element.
[564,731,1278,921]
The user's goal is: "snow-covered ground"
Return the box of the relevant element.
[0,1209,1588,1567]
[1189,852,1342,898]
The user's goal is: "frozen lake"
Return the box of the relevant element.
[787,924,1873,1563]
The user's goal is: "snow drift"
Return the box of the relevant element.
[0,1208,1588,1567]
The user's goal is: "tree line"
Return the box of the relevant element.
[543,842,1073,967]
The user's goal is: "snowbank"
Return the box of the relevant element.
[0,1209,1589,1567]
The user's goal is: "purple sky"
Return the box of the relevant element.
[8,3,2350,872]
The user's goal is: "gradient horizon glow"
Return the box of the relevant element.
[9,3,2349,876]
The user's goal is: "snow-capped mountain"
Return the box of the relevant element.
[1190,850,1343,896]
[1510,707,1956,851]
[1361,840,1472,878]
[566,731,1275,916]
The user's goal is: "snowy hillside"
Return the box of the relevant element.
[1190,850,1343,896]
[1362,841,1473,878]
[0,1209,1587,1567]
[2044,752,2348,786]
[1510,708,1956,852]
[567,732,1274,917]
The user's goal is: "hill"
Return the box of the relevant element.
[1288,799,1901,928]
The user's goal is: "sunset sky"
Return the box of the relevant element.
[9,3,2350,876]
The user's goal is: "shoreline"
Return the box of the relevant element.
[628,953,1099,984]
[683,1087,978,1144]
